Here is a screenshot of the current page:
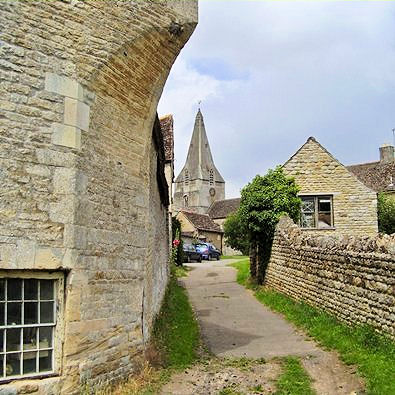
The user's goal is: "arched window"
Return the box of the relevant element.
[183,194,189,207]
[209,169,214,185]
[184,170,189,186]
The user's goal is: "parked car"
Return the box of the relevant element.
[183,244,202,263]
[194,242,221,260]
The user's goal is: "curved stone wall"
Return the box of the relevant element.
[0,1,197,392]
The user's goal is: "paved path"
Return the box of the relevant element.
[176,259,364,395]
[181,259,320,359]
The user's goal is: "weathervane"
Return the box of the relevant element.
[198,100,202,110]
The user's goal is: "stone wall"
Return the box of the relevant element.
[284,137,378,237]
[0,0,197,393]
[265,217,395,338]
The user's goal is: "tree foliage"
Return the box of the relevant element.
[223,211,249,255]
[239,167,301,283]
[377,193,395,235]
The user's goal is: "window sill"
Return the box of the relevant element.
[0,372,58,385]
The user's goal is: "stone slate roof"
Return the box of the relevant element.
[182,210,223,233]
[208,198,241,219]
[159,114,174,163]
[347,161,395,193]
[175,109,224,183]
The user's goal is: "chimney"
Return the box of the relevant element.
[379,144,394,164]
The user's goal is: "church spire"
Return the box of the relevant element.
[174,109,225,214]
[176,109,224,183]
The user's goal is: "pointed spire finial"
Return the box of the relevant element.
[198,100,202,110]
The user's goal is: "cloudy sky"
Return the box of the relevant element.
[158,0,395,198]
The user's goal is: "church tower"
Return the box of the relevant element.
[174,109,225,214]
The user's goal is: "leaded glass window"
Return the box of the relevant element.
[300,196,333,229]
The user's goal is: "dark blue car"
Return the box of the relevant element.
[194,242,221,260]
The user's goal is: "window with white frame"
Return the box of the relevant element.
[0,273,63,382]
[300,195,333,229]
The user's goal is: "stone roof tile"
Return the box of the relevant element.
[347,161,395,193]
[182,210,223,232]
[207,198,241,219]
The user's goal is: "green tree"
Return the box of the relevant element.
[223,211,250,255]
[377,192,395,235]
[239,167,301,283]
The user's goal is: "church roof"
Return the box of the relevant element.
[347,161,395,193]
[175,109,225,183]
[208,198,241,219]
[159,114,174,162]
[181,210,223,233]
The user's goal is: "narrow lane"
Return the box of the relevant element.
[181,259,319,359]
[178,259,364,395]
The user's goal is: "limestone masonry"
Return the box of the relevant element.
[266,217,395,339]
[0,0,197,393]
[284,137,378,236]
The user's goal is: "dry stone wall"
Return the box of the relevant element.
[0,0,197,393]
[266,217,395,338]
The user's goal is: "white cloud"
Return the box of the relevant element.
[159,0,395,198]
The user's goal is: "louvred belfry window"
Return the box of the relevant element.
[209,169,214,185]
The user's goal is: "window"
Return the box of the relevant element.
[0,273,63,382]
[300,196,333,229]
[183,194,189,207]
[209,169,214,186]
[184,170,189,186]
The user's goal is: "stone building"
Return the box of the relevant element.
[176,211,223,251]
[283,137,378,236]
[347,144,395,198]
[0,1,197,393]
[174,109,225,214]
[160,114,175,252]
[207,198,241,254]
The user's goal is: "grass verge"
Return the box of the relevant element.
[275,357,315,395]
[230,259,395,395]
[221,255,248,260]
[151,266,201,369]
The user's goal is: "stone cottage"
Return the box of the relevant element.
[176,210,223,251]
[0,0,197,393]
[347,144,395,198]
[283,137,378,236]
[207,198,241,255]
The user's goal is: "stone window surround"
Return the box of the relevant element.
[0,271,64,384]
[299,193,335,230]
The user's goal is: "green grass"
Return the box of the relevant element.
[230,259,395,395]
[275,357,315,395]
[152,268,201,369]
[173,264,191,278]
[221,255,248,260]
